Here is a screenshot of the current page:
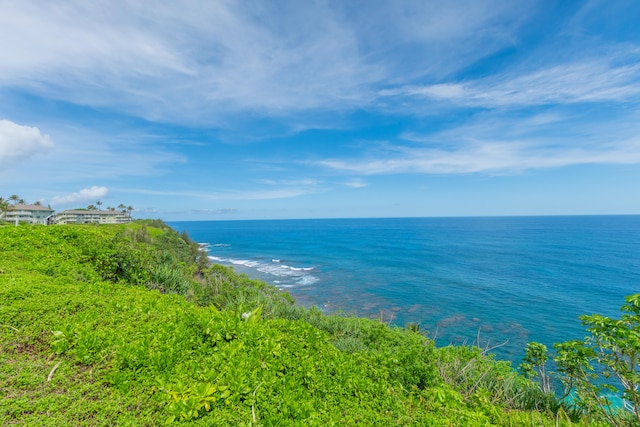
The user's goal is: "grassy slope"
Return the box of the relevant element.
[0,223,600,426]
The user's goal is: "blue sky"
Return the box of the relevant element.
[1,0,639,220]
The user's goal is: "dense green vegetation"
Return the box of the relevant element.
[0,221,633,425]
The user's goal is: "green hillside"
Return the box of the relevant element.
[0,222,614,425]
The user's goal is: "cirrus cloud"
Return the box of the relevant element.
[380,52,640,108]
[344,178,368,188]
[318,139,640,175]
[0,0,527,125]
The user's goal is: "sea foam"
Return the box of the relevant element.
[208,255,318,288]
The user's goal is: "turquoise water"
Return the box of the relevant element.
[170,216,640,361]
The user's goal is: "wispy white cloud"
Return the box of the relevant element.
[223,188,318,201]
[49,143,186,181]
[317,106,640,175]
[0,119,54,168]
[258,178,321,187]
[319,138,640,175]
[344,178,368,188]
[191,208,238,215]
[118,185,319,201]
[0,0,527,125]
[50,185,109,207]
[381,53,640,108]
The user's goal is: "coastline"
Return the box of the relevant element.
[171,215,640,362]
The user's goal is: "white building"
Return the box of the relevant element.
[52,209,132,225]
[0,204,55,225]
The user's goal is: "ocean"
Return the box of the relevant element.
[170,216,640,362]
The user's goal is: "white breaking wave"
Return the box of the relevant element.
[208,256,318,287]
[208,256,259,268]
[297,275,320,286]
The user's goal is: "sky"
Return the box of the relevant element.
[1,0,640,220]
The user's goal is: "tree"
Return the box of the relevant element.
[552,340,601,410]
[519,342,552,393]
[87,204,96,211]
[521,294,640,426]
[9,194,19,205]
[126,206,134,217]
[96,200,103,210]
[580,294,640,424]
[34,201,42,206]
[0,197,9,216]
[118,203,126,212]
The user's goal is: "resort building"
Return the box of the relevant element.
[52,209,132,225]
[0,204,55,225]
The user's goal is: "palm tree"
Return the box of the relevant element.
[118,203,126,213]
[9,194,19,205]
[18,199,25,205]
[126,206,134,217]
[87,204,96,211]
[96,200,103,210]
[0,197,9,216]
[34,201,42,206]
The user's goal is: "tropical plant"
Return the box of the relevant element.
[521,294,640,426]
[579,295,640,425]
[520,342,552,394]
[0,197,9,214]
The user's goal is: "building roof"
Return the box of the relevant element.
[59,209,127,215]
[11,204,54,212]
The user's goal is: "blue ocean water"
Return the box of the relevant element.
[170,216,640,361]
